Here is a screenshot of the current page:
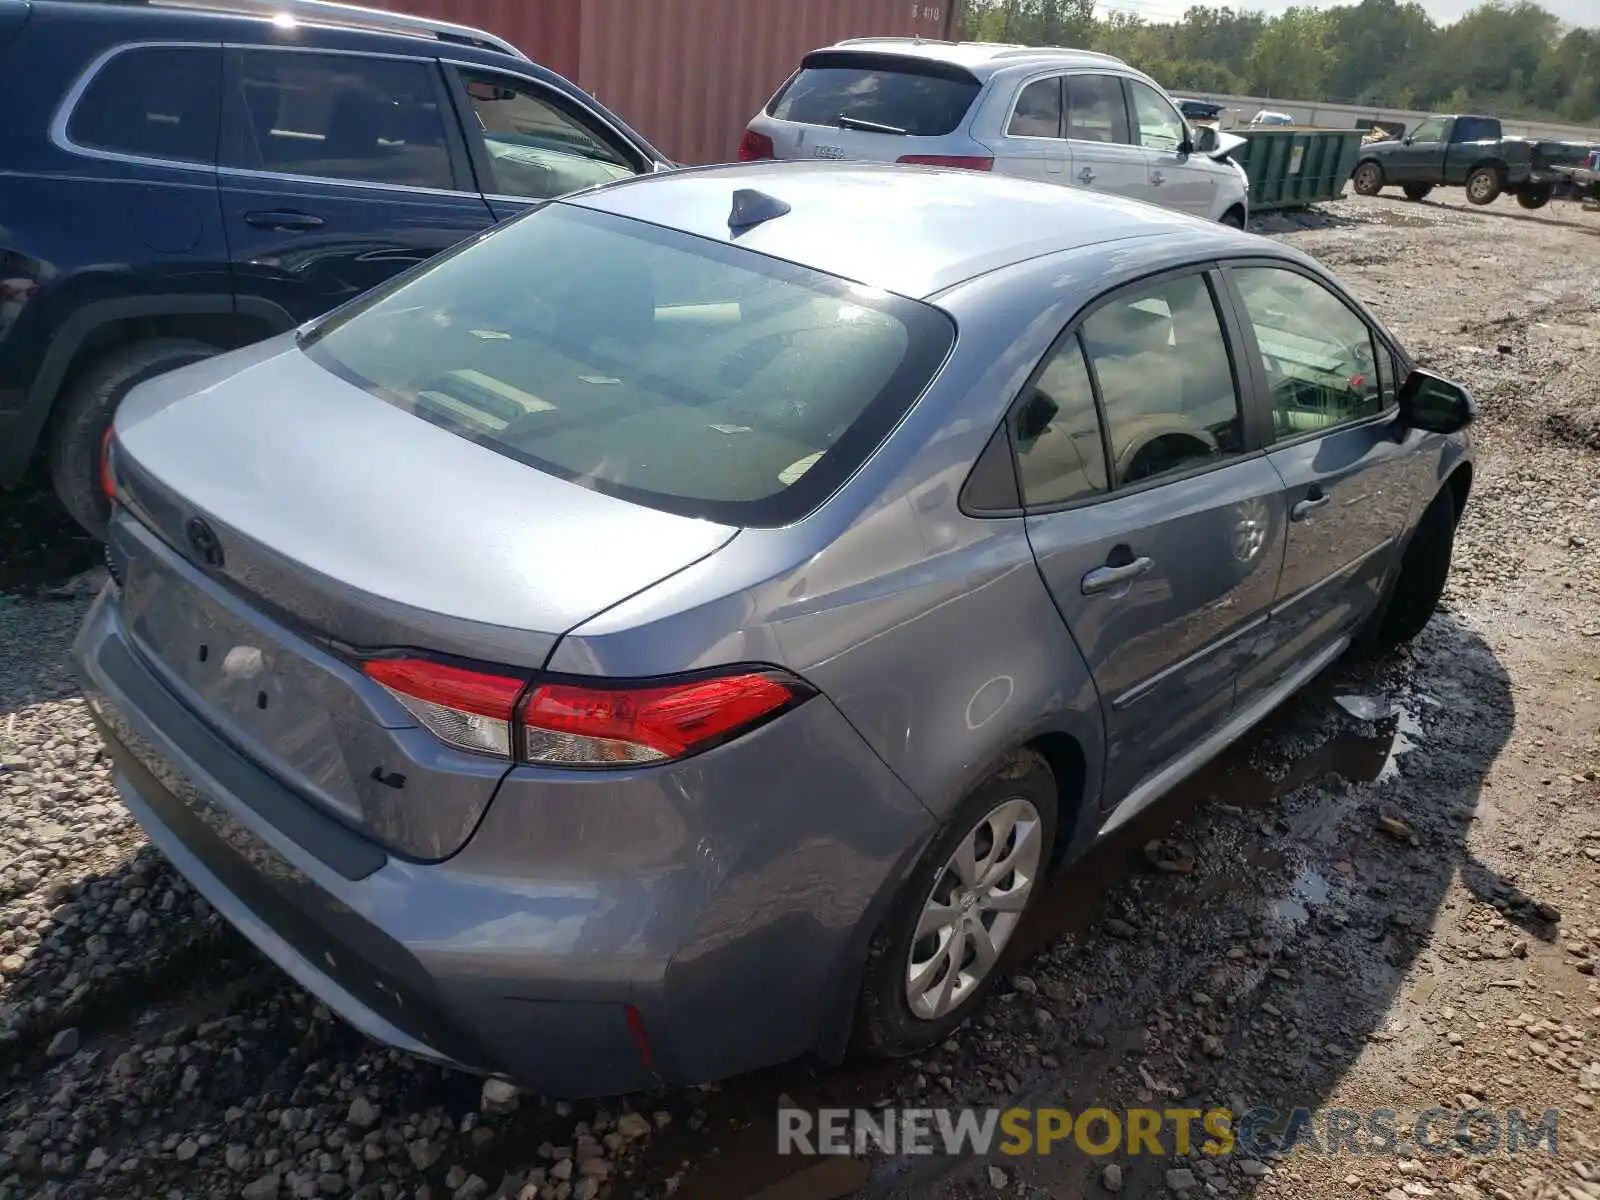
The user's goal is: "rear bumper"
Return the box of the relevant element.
[75,584,934,1096]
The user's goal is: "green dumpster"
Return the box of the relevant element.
[1229,127,1367,211]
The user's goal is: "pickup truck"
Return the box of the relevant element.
[1349,113,1590,209]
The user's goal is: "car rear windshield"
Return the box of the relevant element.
[767,52,981,137]
[300,203,954,527]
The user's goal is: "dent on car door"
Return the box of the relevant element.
[1063,74,1149,201]
[1124,79,1215,218]
[217,48,494,324]
[444,65,648,222]
[1018,268,1287,823]
[1222,261,1420,702]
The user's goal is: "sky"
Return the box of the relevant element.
[1096,0,1596,26]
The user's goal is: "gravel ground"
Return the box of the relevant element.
[2,189,1598,1200]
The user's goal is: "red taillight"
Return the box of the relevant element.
[519,671,807,766]
[100,426,117,503]
[364,658,526,757]
[738,129,776,161]
[362,658,810,767]
[895,154,994,171]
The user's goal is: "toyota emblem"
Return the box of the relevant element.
[185,517,225,569]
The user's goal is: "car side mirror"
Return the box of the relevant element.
[1402,135,1413,145]
[1191,126,1219,154]
[1014,390,1059,444]
[1397,368,1476,434]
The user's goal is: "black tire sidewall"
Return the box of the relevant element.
[1353,163,1383,195]
[47,339,217,538]
[1375,486,1458,649]
[1403,184,1432,201]
[853,751,1059,1058]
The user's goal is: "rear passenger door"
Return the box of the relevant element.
[441,65,651,222]
[217,47,495,325]
[1125,78,1217,219]
[1018,268,1287,828]
[1220,260,1418,706]
[993,74,1068,183]
[1062,73,1149,203]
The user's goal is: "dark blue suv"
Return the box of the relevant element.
[0,0,670,536]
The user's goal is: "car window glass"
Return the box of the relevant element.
[1453,117,1495,142]
[300,204,954,527]
[1127,80,1185,153]
[1080,275,1243,486]
[68,46,221,164]
[1065,74,1132,145]
[1013,336,1107,507]
[1409,118,1445,143]
[459,70,638,199]
[1232,266,1385,439]
[226,51,452,189]
[1008,77,1062,138]
[769,54,980,137]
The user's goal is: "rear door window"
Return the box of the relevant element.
[301,203,955,526]
[1008,76,1063,138]
[224,50,455,189]
[454,69,640,199]
[1065,74,1132,145]
[767,52,980,137]
[67,45,222,165]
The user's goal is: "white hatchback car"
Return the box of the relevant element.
[741,39,1251,226]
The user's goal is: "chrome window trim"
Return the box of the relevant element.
[50,41,223,174]
[214,165,482,200]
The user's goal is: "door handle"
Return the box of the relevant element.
[1082,555,1154,596]
[1077,167,1096,185]
[244,210,325,232]
[1151,170,1165,185]
[1291,490,1331,521]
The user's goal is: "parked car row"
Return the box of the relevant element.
[6,0,1479,1101]
[1,10,1252,540]
[738,39,1252,226]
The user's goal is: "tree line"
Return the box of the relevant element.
[958,0,1600,125]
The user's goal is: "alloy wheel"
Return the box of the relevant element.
[904,797,1044,1020]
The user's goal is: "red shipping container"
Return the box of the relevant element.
[360,0,956,165]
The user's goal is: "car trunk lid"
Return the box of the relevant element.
[108,337,737,858]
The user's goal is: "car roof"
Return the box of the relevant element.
[36,0,526,62]
[814,37,1129,81]
[566,161,1259,300]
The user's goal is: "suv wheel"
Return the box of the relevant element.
[1220,206,1246,229]
[48,338,218,539]
[853,750,1057,1057]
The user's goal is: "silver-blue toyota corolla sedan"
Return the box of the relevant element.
[75,162,1474,1097]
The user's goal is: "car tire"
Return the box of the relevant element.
[1219,205,1247,229]
[1465,166,1503,205]
[1402,183,1433,201]
[1516,184,1553,210]
[1352,161,1384,196]
[1356,486,1458,655]
[853,749,1058,1058]
[47,338,219,539]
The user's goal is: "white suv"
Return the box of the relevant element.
[741,39,1251,226]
